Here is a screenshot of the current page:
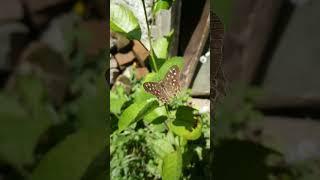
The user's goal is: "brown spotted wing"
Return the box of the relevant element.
[143,65,181,104]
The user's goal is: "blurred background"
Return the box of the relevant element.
[214,0,320,179]
[0,0,107,180]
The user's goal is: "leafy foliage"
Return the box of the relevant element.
[162,150,182,180]
[152,0,174,15]
[110,86,129,115]
[151,30,174,68]
[111,128,162,180]
[110,3,142,40]
[169,106,202,140]
[110,1,209,178]
[118,98,158,132]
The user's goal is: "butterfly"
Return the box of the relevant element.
[143,65,181,104]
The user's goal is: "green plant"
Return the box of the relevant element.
[110,0,210,179]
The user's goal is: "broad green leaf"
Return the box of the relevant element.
[30,129,105,180]
[152,37,170,59]
[118,99,158,131]
[110,86,128,115]
[153,0,172,15]
[144,106,167,132]
[169,106,202,140]
[151,30,174,69]
[144,106,167,123]
[162,150,182,180]
[166,131,176,146]
[152,37,169,68]
[150,139,174,159]
[110,3,141,40]
[148,123,167,133]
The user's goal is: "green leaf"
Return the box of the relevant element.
[110,86,128,115]
[143,106,167,123]
[152,38,168,68]
[169,106,202,140]
[110,3,141,40]
[151,30,174,69]
[153,0,173,15]
[118,99,159,131]
[144,106,167,131]
[150,139,175,159]
[148,123,167,133]
[29,129,105,180]
[0,93,53,168]
[162,150,182,180]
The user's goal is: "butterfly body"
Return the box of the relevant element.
[143,65,181,104]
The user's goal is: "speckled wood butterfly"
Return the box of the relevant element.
[143,65,181,104]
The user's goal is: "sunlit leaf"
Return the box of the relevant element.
[152,35,171,60]
[162,149,182,180]
[118,99,159,131]
[144,106,167,123]
[153,0,173,15]
[169,106,202,140]
[110,3,141,40]
[110,86,128,115]
[150,138,174,159]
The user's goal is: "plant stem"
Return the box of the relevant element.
[164,104,181,149]
[141,0,158,72]
[163,104,173,134]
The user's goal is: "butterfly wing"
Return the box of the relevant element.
[161,65,181,99]
[143,82,169,103]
